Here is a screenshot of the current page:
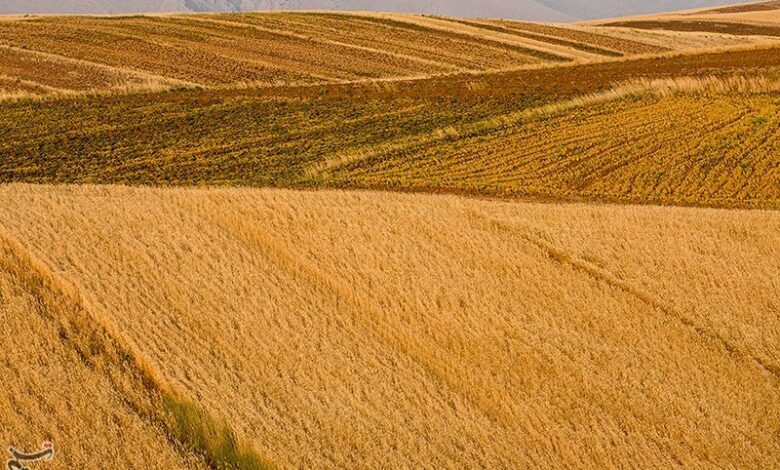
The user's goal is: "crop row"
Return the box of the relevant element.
[1,73,777,209]
[0,45,167,94]
[490,21,669,55]
[604,20,780,37]
[0,12,581,90]
[326,93,780,208]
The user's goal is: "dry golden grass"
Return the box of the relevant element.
[0,184,778,468]
[0,238,210,469]
[1,7,779,469]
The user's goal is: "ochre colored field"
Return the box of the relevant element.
[479,19,669,55]
[0,45,177,95]
[0,12,587,93]
[1,8,779,469]
[698,0,780,14]
[605,20,780,37]
[0,184,778,468]
[0,240,209,469]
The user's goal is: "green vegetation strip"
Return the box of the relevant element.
[165,396,273,470]
[0,235,274,470]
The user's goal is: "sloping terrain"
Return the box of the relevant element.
[1,11,778,209]
[2,45,778,209]
[0,238,210,469]
[0,12,573,93]
[599,0,780,32]
[1,6,779,469]
[0,11,774,99]
[322,89,780,208]
[0,184,778,468]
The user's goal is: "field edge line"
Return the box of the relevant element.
[0,228,277,470]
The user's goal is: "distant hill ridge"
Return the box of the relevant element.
[0,0,756,21]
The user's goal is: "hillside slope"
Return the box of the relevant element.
[0,239,209,469]
[1,12,778,210]
[1,11,773,98]
[2,46,778,209]
[0,184,778,468]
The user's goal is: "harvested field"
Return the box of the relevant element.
[0,184,778,468]
[0,12,624,93]
[694,1,780,15]
[604,20,780,37]
[0,75,48,95]
[1,46,779,209]
[0,11,770,98]
[483,20,669,55]
[322,91,780,209]
[221,12,568,69]
[1,8,780,468]
[0,45,174,96]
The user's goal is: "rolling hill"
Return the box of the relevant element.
[1,11,779,209]
[0,4,779,469]
[0,184,779,468]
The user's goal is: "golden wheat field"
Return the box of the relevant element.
[1,4,780,469]
[0,241,210,469]
[0,184,779,469]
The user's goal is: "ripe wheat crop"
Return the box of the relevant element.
[1,10,780,468]
[0,184,778,468]
[0,238,212,470]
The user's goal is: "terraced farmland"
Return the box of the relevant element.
[0,185,779,468]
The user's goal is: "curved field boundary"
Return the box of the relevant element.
[492,21,670,55]
[690,1,780,15]
[1,185,779,467]
[603,20,780,37]
[380,13,581,61]
[237,45,780,102]
[184,15,464,74]
[438,17,624,57]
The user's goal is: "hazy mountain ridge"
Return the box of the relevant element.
[0,0,755,21]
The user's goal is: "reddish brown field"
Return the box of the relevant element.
[696,0,780,14]
[605,20,780,37]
